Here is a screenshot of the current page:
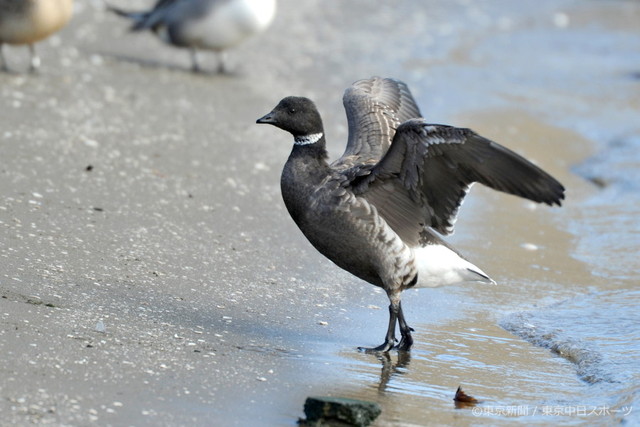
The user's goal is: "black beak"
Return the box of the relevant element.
[256,111,276,125]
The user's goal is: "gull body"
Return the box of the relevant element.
[108,0,276,72]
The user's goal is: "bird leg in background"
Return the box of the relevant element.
[0,44,6,72]
[28,44,41,72]
[190,48,201,73]
[216,51,229,74]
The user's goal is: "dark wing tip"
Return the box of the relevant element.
[455,128,568,208]
[547,182,566,206]
[393,122,567,232]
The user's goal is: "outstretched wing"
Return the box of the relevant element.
[332,77,422,170]
[354,119,565,242]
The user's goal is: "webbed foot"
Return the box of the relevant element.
[358,339,396,353]
[395,330,414,351]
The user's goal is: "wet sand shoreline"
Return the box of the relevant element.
[1,0,639,425]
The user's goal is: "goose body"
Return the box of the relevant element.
[257,77,565,352]
[280,147,489,292]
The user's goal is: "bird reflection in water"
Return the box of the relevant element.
[375,351,411,393]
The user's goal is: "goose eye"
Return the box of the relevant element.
[288,108,296,114]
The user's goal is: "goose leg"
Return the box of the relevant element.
[359,302,398,353]
[396,302,414,351]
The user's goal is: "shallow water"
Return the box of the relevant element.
[502,288,640,386]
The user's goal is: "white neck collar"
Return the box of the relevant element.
[294,132,323,146]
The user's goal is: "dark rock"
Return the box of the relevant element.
[300,396,381,426]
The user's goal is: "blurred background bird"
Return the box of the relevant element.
[107,0,276,73]
[0,0,74,72]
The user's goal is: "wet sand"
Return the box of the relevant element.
[1,0,639,425]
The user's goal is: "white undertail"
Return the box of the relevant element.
[412,244,495,288]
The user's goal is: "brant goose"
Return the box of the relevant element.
[0,0,74,72]
[108,0,276,73]
[257,77,565,352]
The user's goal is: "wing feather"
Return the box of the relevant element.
[354,120,565,239]
[332,77,422,171]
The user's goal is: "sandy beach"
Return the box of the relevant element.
[1,0,639,425]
